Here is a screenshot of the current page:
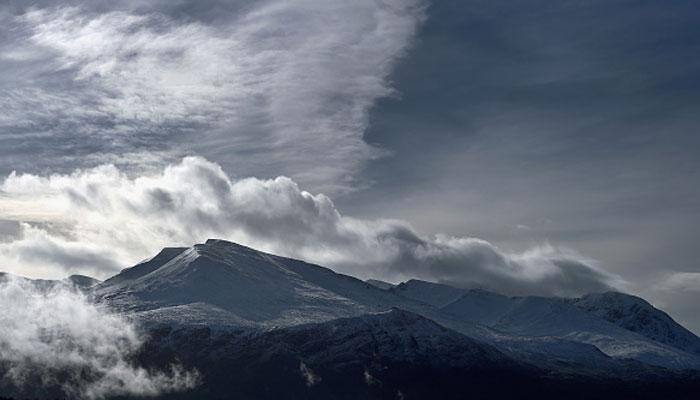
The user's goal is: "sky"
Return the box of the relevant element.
[0,1,698,332]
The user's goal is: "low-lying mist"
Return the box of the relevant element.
[0,276,199,399]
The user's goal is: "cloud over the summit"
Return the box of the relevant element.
[0,157,622,297]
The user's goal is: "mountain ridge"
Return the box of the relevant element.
[4,239,700,375]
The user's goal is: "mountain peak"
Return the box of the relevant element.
[391,279,466,307]
[194,239,270,262]
[573,290,700,355]
[202,238,244,248]
[365,279,395,290]
[579,291,651,306]
[202,239,258,251]
[64,274,101,289]
[95,240,400,327]
[102,246,188,286]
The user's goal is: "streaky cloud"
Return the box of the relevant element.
[0,0,426,193]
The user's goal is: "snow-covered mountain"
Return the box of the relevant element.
[91,239,700,371]
[5,239,700,399]
[95,239,419,327]
[572,292,700,356]
[439,288,700,369]
[375,275,700,369]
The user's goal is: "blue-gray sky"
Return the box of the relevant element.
[343,0,700,330]
[0,0,698,332]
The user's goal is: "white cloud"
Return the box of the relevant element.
[0,275,199,399]
[0,1,426,193]
[0,157,622,297]
[659,272,700,292]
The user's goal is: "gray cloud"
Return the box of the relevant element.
[0,275,199,399]
[644,273,700,335]
[0,157,622,297]
[0,0,425,193]
[0,220,21,242]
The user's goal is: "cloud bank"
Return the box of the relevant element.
[0,275,199,399]
[0,0,426,193]
[0,157,622,297]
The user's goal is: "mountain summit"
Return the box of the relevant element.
[96,239,408,327]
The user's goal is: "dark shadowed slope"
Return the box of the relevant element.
[139,308,700,400]
[65,274,101,290]
[365,279,395,290]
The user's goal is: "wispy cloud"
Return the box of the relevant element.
[659,272,700,293]
[0,157,622,297]
[0,0,425,193]
[0,275,199,399]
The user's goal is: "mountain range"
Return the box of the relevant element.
[3,239,700,399]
